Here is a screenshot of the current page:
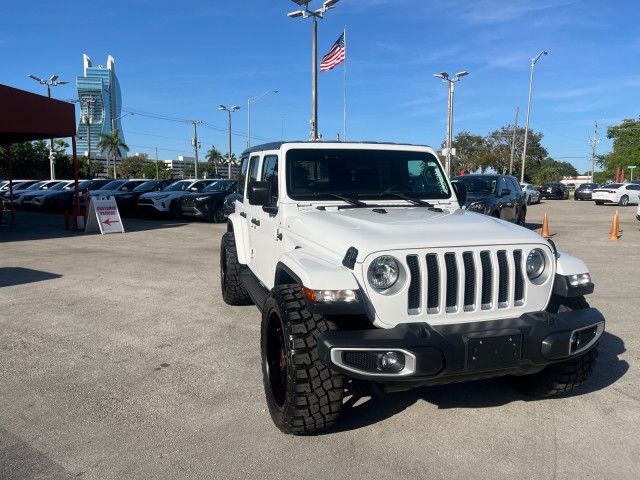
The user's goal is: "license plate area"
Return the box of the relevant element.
[466,334,522,370]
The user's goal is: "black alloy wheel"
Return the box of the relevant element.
[265,312,288,408]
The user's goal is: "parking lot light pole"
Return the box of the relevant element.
[433,71,469,178]
[287,0,341,141]
[248,90,278,148]
[520,50,548,183]
[219,105,240,179]
[28,74,69,180]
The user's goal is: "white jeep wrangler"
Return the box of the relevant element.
[221,142,604,435]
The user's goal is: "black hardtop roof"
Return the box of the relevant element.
[241,141,432,156]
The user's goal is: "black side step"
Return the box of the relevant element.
[240,269,269,311]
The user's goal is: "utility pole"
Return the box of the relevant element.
[509,106,520,175]
[155,146,159,179]
[589,121,600,183]
[191,121,202,179]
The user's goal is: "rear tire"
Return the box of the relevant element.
[509,295,598,397]
[212,206,225,223]
[595,200,604,205]
[220,232,252,306]
[619,195,629,207]
[261,285,344,435]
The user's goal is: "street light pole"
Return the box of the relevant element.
[433,71,469,178]
[287,0,341,141]
[219,105,240,179]
[520,50,548,183]
[247,90,278,148]
[28,74,68,180]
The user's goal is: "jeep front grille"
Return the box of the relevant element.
[405,248,527,316]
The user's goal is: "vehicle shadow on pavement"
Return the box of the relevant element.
[0,427,78,479]
[0,212,189,243]
[0,267,62,288]
[329,331,627,433]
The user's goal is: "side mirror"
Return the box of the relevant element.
[189,186,199,191]
[451,182,467,208]
[500,188,511,196]
[247,180,271,206]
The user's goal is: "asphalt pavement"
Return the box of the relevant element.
[0,200,638,480]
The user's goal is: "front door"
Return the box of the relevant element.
[249,153,282,288]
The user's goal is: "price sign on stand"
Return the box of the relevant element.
[85,195,125,234]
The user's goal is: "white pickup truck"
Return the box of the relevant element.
[221,141,604,435]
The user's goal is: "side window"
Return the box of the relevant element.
[194,182,207,191]
[244,155,261,201]
[261,155,279,204]
[238,156,249,197]
[509,178,520,193]
[497,177,507,194]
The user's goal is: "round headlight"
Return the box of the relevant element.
[367,256,399,290]
[526,248,546,280]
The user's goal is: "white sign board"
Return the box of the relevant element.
[85,196,125,234]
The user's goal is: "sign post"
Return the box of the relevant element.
[85,195,124,234]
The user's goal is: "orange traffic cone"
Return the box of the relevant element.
[609,210,620,240]
[541,211,550,238]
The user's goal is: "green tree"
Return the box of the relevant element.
[484,126,548,176]
[117,155,147,178]
[447,131,489,173]
[526,157,578,185]
[97,131,129,177]
[141,161,173,179]
[0,140,49,178]
[598,118,640,180]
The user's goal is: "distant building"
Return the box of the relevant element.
[76,54,125,158]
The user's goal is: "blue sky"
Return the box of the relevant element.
[2,0,639,173]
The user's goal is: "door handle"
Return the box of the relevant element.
[251,218,260,226]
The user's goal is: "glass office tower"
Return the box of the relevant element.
[76,54,125,156]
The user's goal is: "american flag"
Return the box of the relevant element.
[320,33,346,72]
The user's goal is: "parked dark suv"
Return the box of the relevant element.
[179,179,237,222]
[539,182,569,200]
[574,183,600,201]
[451,174,526,225]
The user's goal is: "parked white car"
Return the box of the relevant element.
[592,183,640,206]
[137,179,217,217]
[520,183,541,205]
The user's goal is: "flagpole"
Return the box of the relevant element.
[343,26,347,141]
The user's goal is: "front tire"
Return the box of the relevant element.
[619,195,629,207]
[595,200,604,205]
[509,295,598,397]
[261,285,344,435]
[220,232,252,305]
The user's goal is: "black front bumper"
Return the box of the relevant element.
[317,308,604,389]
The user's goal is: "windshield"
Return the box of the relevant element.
[203,180,235,192]
[453,176,497,195]
[25,181,46,190]
[48,182,68,191]
[133,180,158,191]
[163,181,191,192]
[100,180,126,190]
[63,181,92,190]
[119,180,146,191]
[579,183,598,189]
[286,149,450,201]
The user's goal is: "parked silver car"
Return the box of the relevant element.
[520,183,540,205]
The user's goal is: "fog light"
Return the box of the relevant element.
[377,351,405,373]
[568,273,591,287]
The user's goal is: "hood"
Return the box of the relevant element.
[287,206,546,260]
[90,189,121,196]
[139,191,181,199]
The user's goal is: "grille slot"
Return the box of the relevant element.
[444,253,458,312]
[513,250,524,305]
[480,251,493,309]
[426,254,440,313]
[497,250,509,307]
[406,255,421,314]
[343,351,378,372]
[462,252,476,310]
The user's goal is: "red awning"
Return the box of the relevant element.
[0,84,76,146]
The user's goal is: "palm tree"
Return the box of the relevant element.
[205,146,224,176]
[97,131,129,178]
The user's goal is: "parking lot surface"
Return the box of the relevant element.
[1,201,638,480]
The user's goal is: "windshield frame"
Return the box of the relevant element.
[284,147,452,203]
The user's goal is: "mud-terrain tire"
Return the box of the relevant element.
[509,295,598,397]
[261,284,344,435]
[220,232,252,305]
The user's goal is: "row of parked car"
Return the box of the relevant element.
[0,178,239,222]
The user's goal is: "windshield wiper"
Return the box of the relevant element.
[380,190,434,207]
[315,192,368,207]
